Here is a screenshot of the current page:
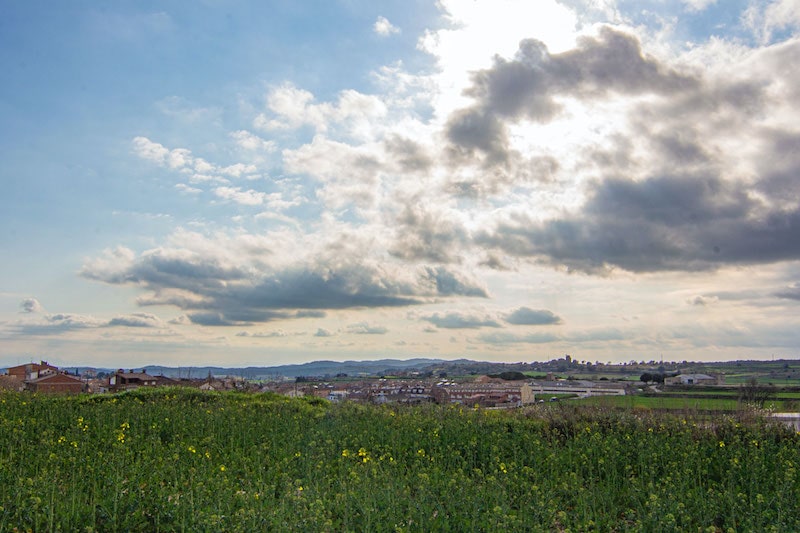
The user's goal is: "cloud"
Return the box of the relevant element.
[744,0,800,44]
[688,295,719,306]
[373,16,400,36]
[255,84,387,139]
[108,313,164,328]
[175,183,202,195]
[775,283,800,301]
[79,231,488,325]
[213,186,268,206]
[682,0,717,12]
[478,172,800,274]
[230,130,276,153]
[20,298,44,314]
[504,307,562,325]
[347,322,389,334]
[314,328,335,337]
[389,201,469,263]
[421,311,502,329]
[444,26,698,167]
[236,330,291,338]
[12,313,107,336]
[478,331,559,345]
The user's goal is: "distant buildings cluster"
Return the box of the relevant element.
[0,361,249,394]
[1,360,722,406]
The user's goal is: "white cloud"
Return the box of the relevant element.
[744,0,800,44]
[213,186,266,206]
[230,130,276,152]
[255,84,387,140]
[220,163,258,178]
[175,183,202,195]
[682,0,718,12]
[374,16,400,36]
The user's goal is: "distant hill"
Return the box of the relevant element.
[62,358,448,380]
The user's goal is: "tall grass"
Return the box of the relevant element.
[0,388,797,531]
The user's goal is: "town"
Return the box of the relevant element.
[0,356,748,408]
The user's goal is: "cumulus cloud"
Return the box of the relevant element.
[744,0,800,44]
[230,130,276,152]
[688,295,719,306]
[314,328,335,337]
[108,313,164,328]
[504,307,562,325]
[255,84,387,139]
[213,186,268,206]
[79,231,488,326]
[373,16,400,36]
[444,26,698,167]
[13,313,106,336]
[389,201,469,264]
[478,172,800,274]
[20,298,44,314]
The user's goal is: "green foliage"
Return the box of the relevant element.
[0,389,798,531]
[488,371,528,381]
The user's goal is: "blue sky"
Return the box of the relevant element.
[2,0,800,368]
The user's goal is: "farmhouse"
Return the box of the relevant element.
[664,374,719,386]
[530,379,627,397]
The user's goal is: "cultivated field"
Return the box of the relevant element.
[1,388,798,531]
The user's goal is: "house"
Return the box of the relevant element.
[108,370,159,392]
[430,382,534,407]
[6,361,59,381]
[664,374,718,386]
[25,372,85,394]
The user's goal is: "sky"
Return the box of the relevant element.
[2,0,800,368]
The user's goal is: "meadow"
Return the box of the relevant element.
[1,388,798,532]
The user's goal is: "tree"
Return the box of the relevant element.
[640,372,653,383]
[738,377,775,408]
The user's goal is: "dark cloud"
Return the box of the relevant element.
[478,173,800,273]
[314,328,335,337]
[774,283,800,301]
[421,312,502,329]
[384,135,433,173]
[186,312,243,327]
[389,202,469,263]
[19,298,43,314]
[446,26,698,166]
[108,313,163,328]
[504,307,562,325]
[445,108,511,166]
[295,310,327,318]
[81,247,487,325]
[422,266,488,297]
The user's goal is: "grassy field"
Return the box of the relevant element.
[1,388,799,531]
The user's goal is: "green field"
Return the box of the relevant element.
[1,388,799,531]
